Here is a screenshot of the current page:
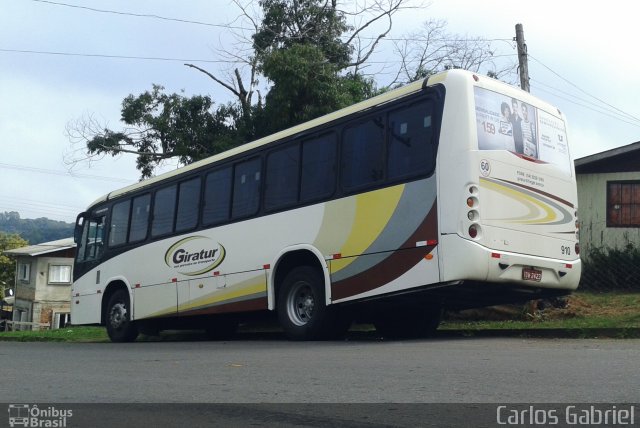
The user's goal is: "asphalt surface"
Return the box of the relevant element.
[2,337,639,403]
[2,336,639,427]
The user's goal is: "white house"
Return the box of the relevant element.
[575,141,640,256]
[4,238,75,330]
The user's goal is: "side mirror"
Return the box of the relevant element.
[74,214,85,244]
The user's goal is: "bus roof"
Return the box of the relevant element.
[85,69,555,209]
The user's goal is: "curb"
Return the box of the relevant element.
[435,328,640,339]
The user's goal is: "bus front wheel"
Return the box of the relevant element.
[105,289,139,343]
[277,266,346,340]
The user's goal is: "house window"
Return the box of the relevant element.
[48,265,72,284]
[18,263,30,282]
[607,181,640,227]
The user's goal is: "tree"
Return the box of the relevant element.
[0,232,28,298]
[67,86,245,178]
[66,0,414,178]
[251,0,385,133]
[67,1,508,178]
[390,19,516,85]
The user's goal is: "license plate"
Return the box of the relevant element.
[522,267,542,282]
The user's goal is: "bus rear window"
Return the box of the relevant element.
[474,87,571,174]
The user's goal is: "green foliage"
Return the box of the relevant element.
[0,231,29,297]
[86,85,244,179]
[0,326,108,342]
[0,212,73,245]
[260,44,375,133]
[580,243,640,291]
[253,0,352,67]
[74,0,382,178]
[254,0,375,133]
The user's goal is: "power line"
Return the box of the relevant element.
[531,77,640,126]
[29,0,245,30]
[0,162,134,183]
[27,0,513,44]
[0,48,228,64]
[529,55,640,125]
[0,195,82,211]
[532,85,640,128]
[1,46,517,66]
[0,201,81,220]
[0,197,81,217]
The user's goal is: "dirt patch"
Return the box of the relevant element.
[445,293,640,322]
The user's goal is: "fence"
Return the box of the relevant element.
[579,243,640,292]
[0,320,50,331]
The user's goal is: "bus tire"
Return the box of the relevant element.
[105,289,139,342]
[374,306,441,340]
[277,266,342,341]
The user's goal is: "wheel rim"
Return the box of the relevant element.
[109,302,128,330]
[286,281,315,326]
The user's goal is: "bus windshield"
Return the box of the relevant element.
[474,86,571,175]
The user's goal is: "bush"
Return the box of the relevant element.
[580,243,640,291]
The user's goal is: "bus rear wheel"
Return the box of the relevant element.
[277,266,347,340]
[105,289,138,342]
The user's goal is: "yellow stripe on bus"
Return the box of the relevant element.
[331,184,404,273]
[178,277,266,312]
[480,178,556,224]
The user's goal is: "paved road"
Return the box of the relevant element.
[2,336,639,404]
[3,336,639,427]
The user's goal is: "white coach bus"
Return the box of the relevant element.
[72,69,581,342]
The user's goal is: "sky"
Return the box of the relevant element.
[1,0,639,225]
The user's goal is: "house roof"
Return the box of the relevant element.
[575,141,640,174]
[3,237,75,257]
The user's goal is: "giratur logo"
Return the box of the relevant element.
[7,404,72,427]
[165,236,226,276]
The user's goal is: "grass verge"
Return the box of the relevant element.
[0,326,107,342]
[440,292,640,338]
[0,292,638,342]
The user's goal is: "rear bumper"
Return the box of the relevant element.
[440,234,581,291]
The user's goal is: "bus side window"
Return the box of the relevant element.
[176,177,201,232]
[152,185,177,237]
[388,101,435,180]
[232,157,261,219]
[203,167,232,225]
[265,144,300,211]
[341,116,385,190]
[109,200,130,247]
[129,194,151,243]
[79,215,105,262]
[300,133,337,203]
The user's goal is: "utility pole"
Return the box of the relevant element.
[515,23,530,92]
